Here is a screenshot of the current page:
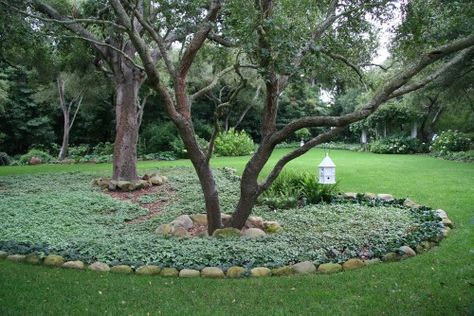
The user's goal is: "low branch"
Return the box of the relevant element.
[258,127,345,193]
[191,65,234,101]
[207,33,236,47]
[320,48,367,87]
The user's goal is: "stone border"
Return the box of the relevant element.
[0,193,453,279]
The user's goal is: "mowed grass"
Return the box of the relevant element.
[0,148,473,315]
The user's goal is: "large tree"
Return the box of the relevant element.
[17,0,474,233]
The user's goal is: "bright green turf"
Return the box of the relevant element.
[0,148,473,315]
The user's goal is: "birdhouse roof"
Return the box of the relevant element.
[319,154,335,167]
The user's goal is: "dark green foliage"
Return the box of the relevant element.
[260,171,339,208]
[369,135,426,154]
[0,152,11,166]
[214,129,255,156]
[431,130,471,153]
[18,149,53,165]
[430,150,474,163]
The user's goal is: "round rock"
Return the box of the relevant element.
[111,265,133,274]
[212,227,240,238]
[88,262,110,272]
[179,269,200,278]
[0,251,8,259]
[377,193,394,202]
[292,261,316,274]
[241,228,266,238]
[318,263,342,273]
[136,265,161,275]
[160,267,179,277]
[250,267,271,277]
[43,255,65,267]
[6,254,26,263]
[342,258,365,270]
[171,215,193,230]
[62,260,85,270]
[271,265,294,276]
[201,267,224,278]
[399,246,416,258]
[226,266,246,278]
[25,254,41,265]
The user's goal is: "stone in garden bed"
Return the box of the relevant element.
[403,198,421,209]
[263,221,282,234]
[226,266,246,278]
[343,192,358,199]
[292,261,316,274]
[43,255,65,267]
[111,265,133,274]
[250,267,271,277]
[442,218,454,228]
[6,254,26,263]
[435,209,448,219]
[0,251,8,259]
[399,246,416,259]
[271,265,294,276]
[342,258,365,270]
[179,269,200,278]
[317,263,342,273]
[160,267,179,277]
[241,228,266,238]
[212,227,240,238]
[88,262,110,272]
[201,267,224,278]
[25,254,41,265]
[377,193,394,202]
[62,260,85,270]
[381,252,399,262]
[136,265,161,275]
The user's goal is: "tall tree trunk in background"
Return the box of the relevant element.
[112,76,143,181]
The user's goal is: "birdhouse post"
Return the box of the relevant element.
[318,153,336,184]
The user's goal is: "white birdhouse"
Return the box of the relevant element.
[318,153,336,184]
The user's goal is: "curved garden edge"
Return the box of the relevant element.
[0,193,454,279]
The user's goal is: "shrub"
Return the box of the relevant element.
[214,128,255,156]
[68,144,91,161]
[260,170,339,209]
[295,128,311,140]
[171,136,209,158]
[430,149,474,163]
[369,135,426,154]
[18,149,54,165]
[141,122,179,153]
[0,152,11,166]
[92,142,114,156]
[431,130,471,153]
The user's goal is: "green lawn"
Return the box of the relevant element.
[0,148,473,315]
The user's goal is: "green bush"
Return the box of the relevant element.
[18,149,54,165]
[171,136,209,159]
[92,142,114,156]
[68,144,91,161]
[430,149,474,163]
[431,130,471,153]
[0,152,11,166]
[369,135,426,154]
[260,170,339,209]
[141,122,179,153]
[214,128,255,156]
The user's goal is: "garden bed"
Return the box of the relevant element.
[0,168,449,272]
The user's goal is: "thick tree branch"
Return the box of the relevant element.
[191,65,235,101]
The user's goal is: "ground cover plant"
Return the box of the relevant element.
[0,167,441,269]
[0,149,473,315]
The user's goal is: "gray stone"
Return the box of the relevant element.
[171,226,188,237]
[381,252,399,262]
[88,262,110,272]
[136,265,161,275]
[0,251,8,259]
[201,267,225,278]
[29,157,42,165]
[263,221,282,234]
[292,261,316,274]
[250,267,271,277]
[189,214,208,226]
[403,198,421,208]
[363,258,381,265]
[155,223,172,235]
[110,265,133,274]
[442,218,454,229]
[179,269,200,278]
[342,258,365,270]
[318,263,342,273]
[212,227,241,238]
[241,228,266,238]
[43,255,65,267]
[25,254,41,265]
[246,216,264,228]
[221,214,232,225]
[62,260,85,270]
[343,192,358,199]
[377,193,394,202]
[271,266,294,276]
[441,227,451,237]
[226,266,246,278]
[160,267,179,277]
[435,209,448,219]
[170,215,193,230]
[364,192,377,200]
[150,175,164,186]
[399,246,416,258]
[6,254,26,263]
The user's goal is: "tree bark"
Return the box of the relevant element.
[58,112,70,160]
[112,79,141,181]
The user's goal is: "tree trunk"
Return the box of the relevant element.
[58,112,70,161]
[112,80,141,181]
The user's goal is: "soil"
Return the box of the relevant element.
[105,184,175,224]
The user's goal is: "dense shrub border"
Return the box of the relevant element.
[0,184,453,278]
